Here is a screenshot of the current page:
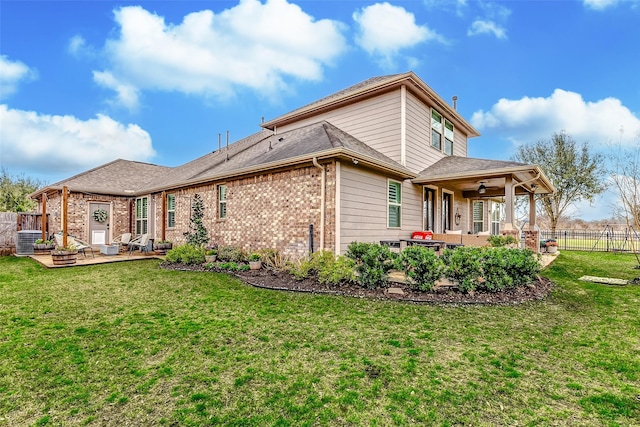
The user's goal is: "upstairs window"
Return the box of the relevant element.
[431,109,442,150]
[444,120,454,155]
[167,194,175,228]
[432,109,454,156]
[388,180,402,228]
[218,185,227,219]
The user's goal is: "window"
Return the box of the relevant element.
[431,109,442,150]
[491,201,503,235]
[473,201,484,234]
[431,109,454,156]
[135,197,148,235]
[167,194,175,228]
[444,120,454,155]
[423,188,435,231]
[218,185,227,219]
[388,180,402,228]
[442,192,452,231]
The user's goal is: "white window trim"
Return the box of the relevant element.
[167,194,176,228]
[135,196,149,235]
[472,200,484,234]
[441,189,454,233]
[218,184,227,219]
[387,179,402,229]
[423,185,437,232]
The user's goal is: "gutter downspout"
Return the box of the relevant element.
[312,157,325,251]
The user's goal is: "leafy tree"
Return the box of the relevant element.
[183,193,209,246]
[513,131,606,236]
[0,168,44,212]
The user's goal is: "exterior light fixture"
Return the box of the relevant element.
[478,183,486,194]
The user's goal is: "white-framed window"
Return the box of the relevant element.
[491,201,503,235]
[473,200,484,234]
[218,184,227,219]
[431,109,442,150]
[423,187,436,231]
[388,179,402,228]
[135,196,148,235]
[431,109,454,156]
[444,120,454,155]
[167,194,175,228]
[442,191,453,232]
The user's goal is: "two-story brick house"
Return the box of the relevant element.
[31,71,554,256]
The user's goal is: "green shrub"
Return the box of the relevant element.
[346,242,397,289]
[443,246,540,293]
[289,251,356,285]
[442,246,484,292]
[217,246,247,263]
[398,246,444,291]
[165,244,206,265]
[219,262,239,271]
[488,235,519,247]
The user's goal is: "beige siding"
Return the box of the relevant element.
[339,163,422,253]
[404,92,471,173]
[405,92,446,173]
[277,91,403,163]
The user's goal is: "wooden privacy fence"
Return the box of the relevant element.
[0,213,49,255]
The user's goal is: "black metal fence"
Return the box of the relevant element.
[539,229,640,253]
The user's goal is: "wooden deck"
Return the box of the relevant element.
[28,249,163,268]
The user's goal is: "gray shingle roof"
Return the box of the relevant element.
[144,120,412,192]
[38,159,172,196]
[415,156,532,181]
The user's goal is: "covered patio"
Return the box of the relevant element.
[414,156,556,252]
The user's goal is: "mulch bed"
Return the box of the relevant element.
[161,262,554,305]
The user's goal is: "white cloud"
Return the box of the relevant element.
[0,105,155,175]
[583,0,620,10]
[471,89,640,146]
[467,19,507,39]
[0,55,37,99]
[93,1,346,110]
[353,2,446,67]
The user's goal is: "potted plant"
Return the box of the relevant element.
[51,243,78,265]
[249,253,262,270]
[545,239,558,254]
[154,240,173,251]
[33,239,55,252]
[205,249,218,263]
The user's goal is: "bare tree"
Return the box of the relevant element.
[608,132,640,263]
[513,131,607,237]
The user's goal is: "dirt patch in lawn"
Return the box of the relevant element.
[161,263,553,305]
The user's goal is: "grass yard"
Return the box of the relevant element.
[0,252,638,426]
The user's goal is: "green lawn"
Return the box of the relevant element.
[0,252,638,426]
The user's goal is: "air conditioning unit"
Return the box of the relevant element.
[17,230,42,255]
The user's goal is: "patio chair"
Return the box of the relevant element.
[128,234,150,255]
[53,232,95,258]
[112,233,132,252]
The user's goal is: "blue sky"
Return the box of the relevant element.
[1,0,639,220]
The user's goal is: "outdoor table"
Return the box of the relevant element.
[399,239,445,251]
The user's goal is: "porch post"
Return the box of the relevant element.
[62,186,68,247]
[504,176,514,230]
[525,191,540,253]
[528,192,536,230]
[41,193,47,241]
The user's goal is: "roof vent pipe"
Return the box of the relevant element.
[452,96,458,110]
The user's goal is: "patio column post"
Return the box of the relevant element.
[504,176,514,230]
[62,186,68,247]
[41,193,47,241]
[528,192,536,230]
